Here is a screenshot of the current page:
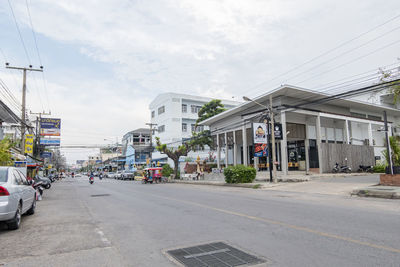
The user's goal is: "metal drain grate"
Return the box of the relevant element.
[166,242,265,267]
[90,194,110,197]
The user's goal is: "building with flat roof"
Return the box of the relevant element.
[149,92,239,165]
[201,84,400,175]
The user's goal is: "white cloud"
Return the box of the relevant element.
[4,0,400,163]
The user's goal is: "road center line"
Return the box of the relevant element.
[149,192,400,254]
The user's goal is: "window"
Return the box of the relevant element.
[151,111,155,118]
[182,104,187,113]
[158,106,165,115]
[350,112,366,119]
[191,124,196,132]
[158,125,165,133]
[191,105,201,114]
[182,123,187,132]
[368,114,381,121]
[13,171,23,185]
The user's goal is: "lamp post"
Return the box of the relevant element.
[243,96,277,183]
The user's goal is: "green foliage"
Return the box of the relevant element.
[161,164,174,177]
[383,136,400,166]
[0,138,14,166]
[223,165,256,184]
[252,184,261,189]
[378,67,400,103]
[373,164,386,173]
[196,99,226,125]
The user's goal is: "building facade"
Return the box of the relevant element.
[202,85,400,175]
[121,128,151,168]
[149,92,239,165]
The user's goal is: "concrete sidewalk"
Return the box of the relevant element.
[172,174,382,196]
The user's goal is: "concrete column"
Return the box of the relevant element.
[305,124,310,173]
[224,132,228,167]
[242,124,248,166]
[388,125,393,137]
[281,111,288,175]
[254,156,259,171]
[216,134,221,169]
[345,120,350,144]
[233,131,237,166]
[316,115,323,174]
[368,123,373,146]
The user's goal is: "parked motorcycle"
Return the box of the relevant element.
[357,165,373,173]
[332,162,351,173]
[32,181,44,201]
[89,176,94,184]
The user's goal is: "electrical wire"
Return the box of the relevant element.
[7,0,31,64]
[245,13,400,97]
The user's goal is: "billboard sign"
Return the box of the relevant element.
[24,134,34,154]
[273,123,283,140]
[254,143,268,157]
[40,152,52,158]
[40,138,60,146]
[252,123,268,144]
[40,118,61,136]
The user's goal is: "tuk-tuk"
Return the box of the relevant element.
[143,167,162,184]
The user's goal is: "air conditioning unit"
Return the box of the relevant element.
[364,139,369,145]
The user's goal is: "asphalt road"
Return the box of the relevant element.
[1,175,399,267]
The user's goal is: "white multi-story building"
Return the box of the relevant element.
[149,92,239,165]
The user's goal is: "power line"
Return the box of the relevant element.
[296,38,400,85]
[7,0,31,64]
[245,13,400,97]
[25,0,42,65]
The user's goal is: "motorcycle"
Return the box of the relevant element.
[332,162,351,173]
[89,176,94,184]
[32,181,44,201]
[99,174,103,180]
[357,165,373,173]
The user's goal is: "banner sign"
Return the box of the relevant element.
[40,118,61,136]
[25,134,34,154]
[40,138,60,146]
[254,143,268,157]
[253,123,268,144]
[273,123,283,140]
[14,161,27,167]
[40,152,52,158]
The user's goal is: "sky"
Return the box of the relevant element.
[0,0,399,164]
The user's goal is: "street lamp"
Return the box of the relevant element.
[243,95,277,183]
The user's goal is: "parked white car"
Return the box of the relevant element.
[0,167,36,230]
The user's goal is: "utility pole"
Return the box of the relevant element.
[30,110,51,157]
[384,111,393,175]
[270,95,277,183]
[5,63,43,153]
[146,123,157,166]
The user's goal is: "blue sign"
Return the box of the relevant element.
[95,160,102,164]
[14,161,27,167]
[40,118,61,129]
[40,152,52,158]
[40,138,60,146]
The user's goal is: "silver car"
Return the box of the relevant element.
[0,167,36,230]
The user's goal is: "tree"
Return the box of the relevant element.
[378,65,400,103]
[196,99,226,126]
[0,137,14,166]
[155,99,226,178]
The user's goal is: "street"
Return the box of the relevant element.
[1,176,399,267]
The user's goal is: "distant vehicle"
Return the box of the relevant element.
[115,171,123,180]
[105,172,115,178]
[121,170,135,180]
[0,167,36,230]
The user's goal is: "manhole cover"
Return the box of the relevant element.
[166,242,265,267]
[90,194,110,197]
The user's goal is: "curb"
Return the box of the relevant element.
[170,180,266,189]
[352,189,400,199]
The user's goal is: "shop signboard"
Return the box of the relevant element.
[252,123,268,144]
[40,118,61,136]
[40,152,52,158]
[14,161,27,167]
[273,123,283,140]
[24,134,34,154]
[254,143,268,157]
[40,138,60,146]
